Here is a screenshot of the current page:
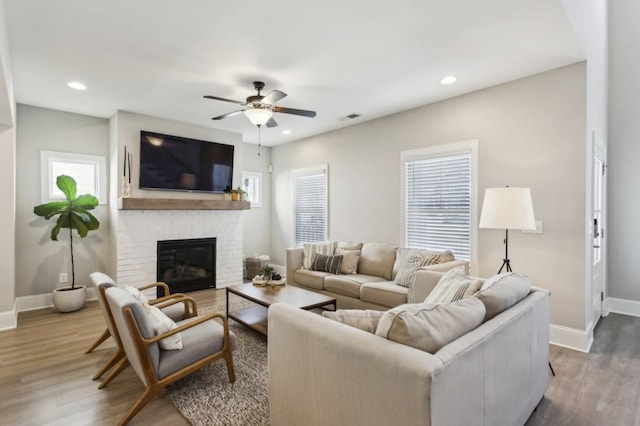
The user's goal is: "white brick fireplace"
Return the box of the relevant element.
[116,209,243,292]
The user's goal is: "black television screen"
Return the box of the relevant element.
[139,130,234,193]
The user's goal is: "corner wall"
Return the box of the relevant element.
[241,143,272,258]
[14,105,111,298]
[272,63,587,331]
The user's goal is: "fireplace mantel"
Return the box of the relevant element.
[118,197,250,210]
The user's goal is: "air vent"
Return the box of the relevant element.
[339,113,362,121]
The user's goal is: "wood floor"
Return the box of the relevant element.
[1,290,639,425]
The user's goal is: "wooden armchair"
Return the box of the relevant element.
[87,272,197,388]
[105,286,236,425]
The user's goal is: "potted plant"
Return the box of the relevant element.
[34,175,100,312]
[230,186,246,201]
[258,265,274,281]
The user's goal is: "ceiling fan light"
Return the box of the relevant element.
[245,108,273,126]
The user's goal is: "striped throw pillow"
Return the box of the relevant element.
[303,241,337,269]
[424,266,482,304]
[395,254,429,287]
[310,253,343,274]
[424,250,455,266]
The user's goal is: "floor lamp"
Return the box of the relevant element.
[479,187,554,376]
[479,187,536,274]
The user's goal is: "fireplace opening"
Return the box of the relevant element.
[157,238,216,297]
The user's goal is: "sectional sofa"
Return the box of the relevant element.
[268,271,550,426]
[286,241,468,310]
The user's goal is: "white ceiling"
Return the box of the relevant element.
[3,0,583,146]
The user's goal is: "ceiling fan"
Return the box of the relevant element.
[204,81,316,128]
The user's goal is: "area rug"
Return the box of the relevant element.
[165,301,270,425]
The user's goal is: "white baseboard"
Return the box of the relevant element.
[605,297,640,318]
[0,301,17,331]
[16,287,97,313]
[549,323,593,353]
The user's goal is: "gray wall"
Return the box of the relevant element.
[272,63,587,330]
[241,142,272,257]
[15,104,111,297]
[608,0,640,301]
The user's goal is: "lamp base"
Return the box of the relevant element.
[497,258,512,274]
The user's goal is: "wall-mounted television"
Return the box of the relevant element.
[139,130,234,193]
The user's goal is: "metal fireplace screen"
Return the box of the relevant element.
[156,237,216,297]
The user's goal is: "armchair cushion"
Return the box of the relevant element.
[157,317,237,379]
[144,305,183,350]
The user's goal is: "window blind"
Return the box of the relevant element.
[294,170,327,246]
[405,153,471,260]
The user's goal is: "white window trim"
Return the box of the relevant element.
[242,171,263,207]
[40,150,108,205]
[400,140,478,273]
[291,164,329,247]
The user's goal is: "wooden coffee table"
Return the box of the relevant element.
[226,283,337,336]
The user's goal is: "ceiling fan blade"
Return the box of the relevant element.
[211,110,245,120]
[273,106,317,118]
[261,90,287,105]
[266,117,278,128]
[204,95,246,106]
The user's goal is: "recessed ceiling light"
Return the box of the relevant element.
[440,76,457,85]
[67,81,87,90]
[282,130,292,135]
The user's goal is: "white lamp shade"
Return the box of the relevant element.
[244,108,273,126]
[479,187,536,230]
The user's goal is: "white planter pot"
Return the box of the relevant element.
[52,286,87,313]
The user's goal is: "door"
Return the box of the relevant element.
[591,133,606,328]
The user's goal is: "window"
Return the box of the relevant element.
[401,141,477,263]
[292,165,328,246]
[242,171,262,207]
[41,151,107,205]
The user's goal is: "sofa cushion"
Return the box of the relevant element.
[424,266,482,304]
[310,253,342,274]
[475,273,531,321]
[303,241,337,269]
[335,248,360,274]
[360,281,409,308]
[324,274,386,298]
[294,269,332,290]
[395,254,430,287]
[358,242,397,280]
[337,241,364,251]
[375,298,486,353]
[322,309,384,334]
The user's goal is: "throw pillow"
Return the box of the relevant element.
[479,272,525,291]
[303,241,337,270]
[310,253,343,274]
[375,298,486,353]
[475,273,531,321]
[143,304,183,350]
[335,248,360,274]
[322,309,384,334]
[424,266,482,304]
[395,254,429,287]
[123,285,149,304]
[424,250,455,266]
